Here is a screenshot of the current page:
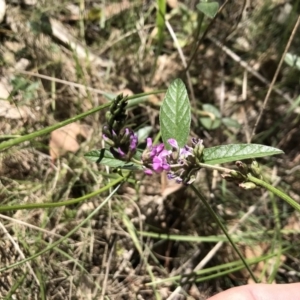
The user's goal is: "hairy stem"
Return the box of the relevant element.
[247,174,300,212]
[190,184,258,283]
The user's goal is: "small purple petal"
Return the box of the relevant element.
[175,177,183,184]
[144,169,153,175]
[192,138,203,146]
[167,172,176,180]
[130,134,138,151]
[117,147,125,157]
[180,145,193,158]
[149,143,165,159]
[168,138,178,149]
[159,149,170,158]
[146,137,152,148]
[156,143,165,154]
[149,149,156,159]
[152,157,163,172]
[152,156,170,173]
[103,134,108,140]
[162,163,171,171]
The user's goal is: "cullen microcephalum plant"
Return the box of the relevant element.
[84,78,300,282]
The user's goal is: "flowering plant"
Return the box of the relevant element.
[84,78,300,283]
[85,79,287,190]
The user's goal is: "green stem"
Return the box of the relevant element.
[0,90,165,152]
[198,163,232,173]
[150,0,166,82]
[131,158,143,165]
[190,184,258,283]
[0,176,124,212]
[247,174,300,212]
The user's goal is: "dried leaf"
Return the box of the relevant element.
[161,172,183,198]
[167,0,178,9]
[244,243,285,284]
[0,100,31,120]
[49,123,90,160]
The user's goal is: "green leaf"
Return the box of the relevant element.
[199,104,221,130]
[222,117,241,129]
[196,2,219,19]
[136,126,152,144]
[160,79,191,149]
[84,149,143,170]
[203,144,284,165]
[284,52,300,71]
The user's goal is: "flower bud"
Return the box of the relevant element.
[192,139,204,163]
[239,182,257,190]
[105,111,114,126]
[236,161,248,174]
[221,173,237,182]
[250,160,262,179]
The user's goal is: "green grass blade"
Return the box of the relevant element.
[0,176,123,212]
[147,250,285,286]
[151,0,166,78]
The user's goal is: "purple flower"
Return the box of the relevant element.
[143,138,169,161]
[168,138,179,149]
[129,132,138,152]
[175,177,183,184]
[112,130,117,137]
[167,172,176,180]
[168,139,192,158]
[144,168,153,175]
[142,137,202,182]
[150,142,166,159]
[180,145,193,158]
[155,144,165,155]
[110,147,126,159]
[141,137,204,184]
[152,156,170,173]
[146,137,152,148]
[192,137,202,146]
[117,147,125,157]
[102,125,118,145]
[141,138,172,175]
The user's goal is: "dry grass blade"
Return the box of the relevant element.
[0,220,40,288]
[208,36,293,105]
[250,15,300,140]
[49,18,113,67]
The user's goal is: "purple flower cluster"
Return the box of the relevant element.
[142,137,204,184]
[103,126,138,161]
[101,92,203,184]
[102,94,139,161]
[101,94,204,185]
[142,138,171,175]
